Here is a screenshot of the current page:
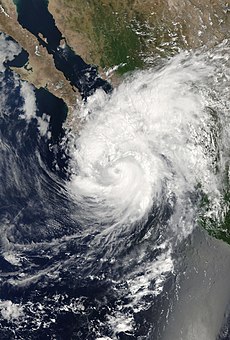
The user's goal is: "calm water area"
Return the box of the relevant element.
[14,0,112,99]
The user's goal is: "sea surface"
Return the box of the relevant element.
[0,1,230,339]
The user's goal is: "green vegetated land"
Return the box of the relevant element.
[199,167,230,245]
[55,0,229,74]
[92,6,143,74]
[90,4,185,74]
[198,109,230,244]
[57,0,186,74]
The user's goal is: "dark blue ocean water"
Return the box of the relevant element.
[0,67,174,339]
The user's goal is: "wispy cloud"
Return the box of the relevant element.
[0,32,21,72]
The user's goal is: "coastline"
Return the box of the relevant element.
[0,0,78,111]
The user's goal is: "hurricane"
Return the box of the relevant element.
[0,31,230,339]
[67,44,228,242]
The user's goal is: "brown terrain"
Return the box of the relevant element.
[0,0,78,110]
[0,0,229,108]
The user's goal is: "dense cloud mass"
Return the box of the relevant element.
[68,45,228,239]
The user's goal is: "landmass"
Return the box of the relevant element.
[1,0,229,102]
[0,0,78,110]
[48,0,230,74]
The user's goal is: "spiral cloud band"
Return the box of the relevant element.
[67,48,225,243]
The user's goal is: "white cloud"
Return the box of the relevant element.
[37,113,50,136]
[0,32,21,72]
[0,300,23,321]
[19,83,50,136]
[19,81,37,120]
